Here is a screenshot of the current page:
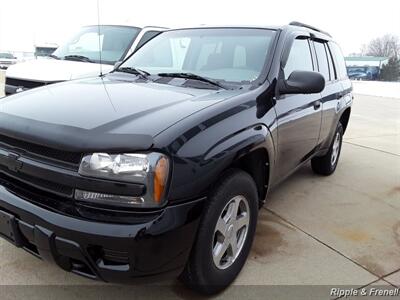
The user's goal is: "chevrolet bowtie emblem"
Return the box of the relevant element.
[2,152,23,172]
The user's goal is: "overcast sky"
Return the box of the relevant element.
[0,0,399,55]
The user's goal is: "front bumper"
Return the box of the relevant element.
[4,77,54,95]
[0,63,13,70]
[4,84,22,95]
[0,185,204,282]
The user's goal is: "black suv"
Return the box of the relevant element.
[0,22,352,294]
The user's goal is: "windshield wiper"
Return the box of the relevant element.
[63,55,94,63]
[157,72,227,89]
[116,67,151,79]
[48,54,60,60]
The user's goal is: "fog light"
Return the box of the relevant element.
[75,189,144,207]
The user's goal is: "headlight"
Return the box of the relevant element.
[77,152,170,208]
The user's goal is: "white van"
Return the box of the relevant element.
[5,25,165,95]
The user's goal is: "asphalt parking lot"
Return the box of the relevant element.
[0,72,399,299]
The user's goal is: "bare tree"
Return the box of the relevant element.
[360,44,368,56]
[365,34,399,58]
[379,56,400,81]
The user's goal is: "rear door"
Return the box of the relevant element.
[274,35,323,181]
[314,40,350,149]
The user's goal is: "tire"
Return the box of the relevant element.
[180,169,258,295]
[311,122,344,176]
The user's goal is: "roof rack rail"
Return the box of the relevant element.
[289,21,332,37]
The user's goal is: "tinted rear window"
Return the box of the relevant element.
[313,41,330,81]
[329,42,348,80]
[326,43,336,80]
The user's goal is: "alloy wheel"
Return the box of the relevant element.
[212,195,250,270]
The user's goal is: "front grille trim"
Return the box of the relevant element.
[0,172,77,217]
[5,77,48,89]
[0,167,74,198]
[0,134,82,168]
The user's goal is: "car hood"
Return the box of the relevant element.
[6,58,114,82]
[0,75,242,152]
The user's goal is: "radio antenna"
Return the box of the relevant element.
[97,0,103,76]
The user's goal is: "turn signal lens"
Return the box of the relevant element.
[153,157,169,203]
[75,190,144,207]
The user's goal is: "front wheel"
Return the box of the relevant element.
[311,122,344,175]
[180,169,258,295]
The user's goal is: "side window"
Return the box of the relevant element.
[284,38,313,79]
[325,44,336,80]
[328,42,348,79]
[313,41,330,81]
[135,31,162,50]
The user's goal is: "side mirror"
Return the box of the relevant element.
[114,61,123,69]
[278,71,325,95]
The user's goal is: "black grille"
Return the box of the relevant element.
[6,77,47,89]
[103,248,130,264]
[0,135,82,167]
[0,172,76,216]
[0,166,73,198]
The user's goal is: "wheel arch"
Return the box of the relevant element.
[211,124,275,207]
[231,147,271,207]
[339,107,351,133]
[164,120,276,204]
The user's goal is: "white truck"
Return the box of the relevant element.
[4,25,165,95]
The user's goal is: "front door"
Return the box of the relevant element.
[274,36,323,181]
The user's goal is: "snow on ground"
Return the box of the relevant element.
[352,80,400,99]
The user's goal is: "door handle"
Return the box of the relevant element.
[313,100,321,110]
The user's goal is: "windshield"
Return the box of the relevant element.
[120,28,276,84]
[53,25,140,64]
[35,47,57,57]
[0,53,14,59]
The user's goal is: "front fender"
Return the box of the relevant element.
[152,83,278,203]
[164,120,275,202]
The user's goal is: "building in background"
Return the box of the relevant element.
[345,56,389,80]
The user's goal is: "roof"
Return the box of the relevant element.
[345,56,389,62]
[167,25,280,31]
[34,43,58,47]
[165,23,332,40]
[289,21,331,37]
[83,24,142,30]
